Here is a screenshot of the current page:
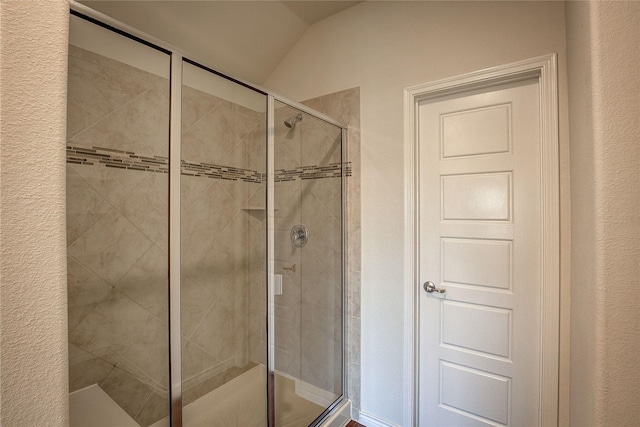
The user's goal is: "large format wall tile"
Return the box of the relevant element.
[69,287,169,387]
[68,208,154,285]
[115,244,168,322]
[68,163,150,207]
[70,88,169,158]
[66,165,113,245]
[116,172,168,246]
[181,180,238,270]
[67,46,154,138]
[68,43,356,423]
[181,104,236,165]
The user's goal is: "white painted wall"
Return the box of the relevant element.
[0,1,69,425]
[265,2,571,425]
[566,2,640,426]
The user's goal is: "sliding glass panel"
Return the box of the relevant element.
[180,61,268,425]
[273,101,344,426]
[67,14,171,427]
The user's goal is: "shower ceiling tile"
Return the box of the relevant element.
[117,172,168,246]
[66,167,112,245]
[68,208,153,285]
[68,163,150,207]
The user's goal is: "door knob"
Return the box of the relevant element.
[423,281,446,294]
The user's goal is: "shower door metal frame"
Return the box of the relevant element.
[267,95,276,427]
[270,99,350,427]
[169,52,183,426]
[68,3,350,426]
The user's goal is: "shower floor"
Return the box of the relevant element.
[152,365,325,427]
[71,365,325,427]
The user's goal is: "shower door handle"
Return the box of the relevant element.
[423,281,446,294]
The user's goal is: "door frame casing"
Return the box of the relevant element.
[402,54,560,426]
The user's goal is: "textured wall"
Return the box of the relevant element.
[566,2,640,426]
[0,1,69,425]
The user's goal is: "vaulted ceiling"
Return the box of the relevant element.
[80,1,361,84]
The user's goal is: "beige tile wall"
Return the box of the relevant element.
[302,88,361,412]
[250,92,360,412]
[179,83,266,407]
[67,46,266,426]
[67,45,172,426]
[67,44,358,425]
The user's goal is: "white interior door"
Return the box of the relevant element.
[418,78,543,426]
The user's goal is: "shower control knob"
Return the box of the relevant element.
[290,224,308,248]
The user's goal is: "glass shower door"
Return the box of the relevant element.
[180,61,268,425]
[273,101,344,426]
[67,9,347,427]
[67,13,171,426]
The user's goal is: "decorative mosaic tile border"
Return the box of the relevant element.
[182,161,262,183]
[67,145,169,173]
[276,164,351,182]
[67,145,351,182]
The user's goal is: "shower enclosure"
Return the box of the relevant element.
[66,6,347,427]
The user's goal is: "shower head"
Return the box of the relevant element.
[284,113,303,129]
